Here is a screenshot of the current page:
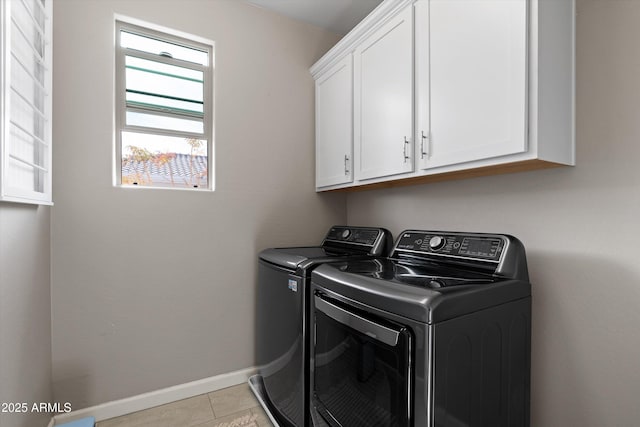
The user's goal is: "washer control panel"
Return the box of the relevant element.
[325,226,382,246]
[395,231,506,262]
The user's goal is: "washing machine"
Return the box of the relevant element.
[310,230,531,427]
[250,226,392,427]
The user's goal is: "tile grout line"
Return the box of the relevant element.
[206,391,218,420]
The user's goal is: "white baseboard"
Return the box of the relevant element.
[51,366,257,426]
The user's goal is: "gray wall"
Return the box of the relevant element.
[51,0,343,408]
[0,205,52,427]
[347,0,640,425]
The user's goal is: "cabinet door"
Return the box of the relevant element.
[355,5,414,181]
[419,0,527,169]
[316,55,354,188]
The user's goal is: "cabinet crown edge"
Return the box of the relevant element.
[310,0,414,78]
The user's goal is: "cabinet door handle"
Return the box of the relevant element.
[421,131,429,159]
[344,154,350,175]
[403,137,410,163]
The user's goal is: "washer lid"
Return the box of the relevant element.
[312,262,530,324]
[259,246,345,270]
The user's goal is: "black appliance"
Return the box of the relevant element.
[310,230,531,427]
[250,226,392,427]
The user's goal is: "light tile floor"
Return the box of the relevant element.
[96,383,274,427]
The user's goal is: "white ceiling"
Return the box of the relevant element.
[246,0,383,35]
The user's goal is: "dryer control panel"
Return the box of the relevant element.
[392,230,528,281]
[394,231,506,262]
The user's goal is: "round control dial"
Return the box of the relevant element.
[429,236,446,251]
[429,279,444,288]
[341,229,351,239]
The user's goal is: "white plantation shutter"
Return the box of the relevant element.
[0,0,53,204]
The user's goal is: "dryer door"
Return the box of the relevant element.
[312,293,412,427]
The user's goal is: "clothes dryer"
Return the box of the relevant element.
[310,230,531,427]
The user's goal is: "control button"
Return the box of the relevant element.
[341,229,351,239]
[415,239,423,245]
[429,236,446,251]
[429,279,444,288]
[453,242,461,249]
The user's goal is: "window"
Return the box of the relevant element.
[115,20,214,190]
[0,0,53,205]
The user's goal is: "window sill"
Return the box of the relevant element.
[116,184,215,192]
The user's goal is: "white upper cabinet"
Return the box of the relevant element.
[354,4,414,181]
[315,55,354,188]
[311,0,574,192]
[416,0,528,169]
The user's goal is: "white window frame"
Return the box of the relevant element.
[0,0,53,205]
[115,19,214,191]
